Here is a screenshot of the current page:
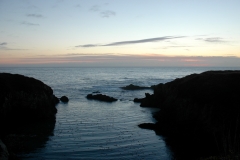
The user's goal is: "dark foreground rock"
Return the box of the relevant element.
[0,139,9,160]
[138,71,240,158]
[121,84,151,90]
[138,123,156,130]
[134,93,157,107]
[0,73,58,127]
[86,94,117,102]
[60,96,69,103]
[0,73,58,158]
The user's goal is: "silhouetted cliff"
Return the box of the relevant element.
[0,73,58,158]
[139,71,240,158]
[0,73,58,128]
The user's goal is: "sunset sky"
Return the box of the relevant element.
[1,0,240,67]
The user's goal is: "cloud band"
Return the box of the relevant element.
[76,36,185,48]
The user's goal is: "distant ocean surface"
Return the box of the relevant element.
[1,67,240,160]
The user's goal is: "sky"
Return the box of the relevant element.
[0,0,240,67]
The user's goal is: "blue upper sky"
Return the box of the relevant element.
[1,0,240,67]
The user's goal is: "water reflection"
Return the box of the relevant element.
[4,120,55,157]
[156,133,218,160]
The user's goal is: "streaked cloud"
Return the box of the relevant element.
[21,21,39,26]
[26,14,44,18]
[161,45,193,49]
[196,37,226,43]
[76,36,185,48]
[0,42,27,50]
[0,42,7,46]
[89,5,116,18]
[78,44,99,48]
[89,5,101,12]
[0,42,7,50]
[52,0,65,8]
[101,10,116,18]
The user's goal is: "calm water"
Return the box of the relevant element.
[1,67,239,160]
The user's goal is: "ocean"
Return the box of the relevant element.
[1,67,239,160]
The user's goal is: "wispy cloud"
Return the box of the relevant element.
[0,42,27,50]
[160,45,193,49]
[75,4,81,8]
[26,14,44,18]
[89,5,101,12]
[196,37,226,43]
[89,4,116,18]
[0,42,7,46]
[0,42,7,50]
[75,36,185,48]
[52,0,65,8]
[78,44,99,48]
[21,21,39,26]
[101,10,116,18]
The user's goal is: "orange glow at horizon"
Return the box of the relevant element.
[1,53,240,67]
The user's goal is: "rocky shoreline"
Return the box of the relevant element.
[136,70,240,159]
[2,71,240,159]
[0,73,62,159]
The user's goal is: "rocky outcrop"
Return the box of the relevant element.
[0,73,58,128]
[60,96,69,103]
[86,94,117,102]
[0,73,58,158]
[134,93,157,107]
[138,71,240,158]
[121,84,151,90]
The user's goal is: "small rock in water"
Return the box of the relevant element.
[120,84,150,90]
[60,96,69,103]
[86,94,117,102]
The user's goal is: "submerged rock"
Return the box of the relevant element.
[86,94,117,102]
[120,84,151,90]
[60,96,69,103]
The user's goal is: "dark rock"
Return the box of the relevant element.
[138,123,156,130]
[54,96,60,104]
[0,139,9,160]
[133,98,144,103]
[138,70,240,158]
[0,73,58,158]
[3,120,55,158]
[121,84,151,90]
[0,73,58,129]
[60,96,69,103]
[92,91,100,94]
[134,93,158,107]
[86,94,117,102]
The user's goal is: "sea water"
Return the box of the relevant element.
[1,67,239,160]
